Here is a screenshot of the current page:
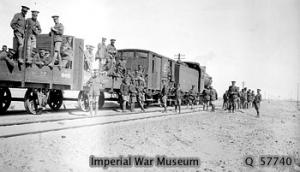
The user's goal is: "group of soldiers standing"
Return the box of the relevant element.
[223,81,262,117]
[1,6,69,69]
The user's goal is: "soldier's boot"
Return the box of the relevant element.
[130,103,135,112]
[122,102,126,112]
[17,46,24,64]
[256,111,260,118]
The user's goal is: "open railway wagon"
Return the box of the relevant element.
[88,49,212,110]
[0,34,85,114]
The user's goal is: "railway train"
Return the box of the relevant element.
[0,34,212,114]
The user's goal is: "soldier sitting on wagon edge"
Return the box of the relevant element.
[0,48,16,68]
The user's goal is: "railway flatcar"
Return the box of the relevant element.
[0,34,85,114]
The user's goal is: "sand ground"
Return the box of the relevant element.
[0,100,299,172]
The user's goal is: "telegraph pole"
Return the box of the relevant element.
[297,83,299,109]
[174,53,185,62]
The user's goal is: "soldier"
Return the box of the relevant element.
[61,36,73,68]
[95,37,107,71]
[10,6,30,64]
[107,39,117,67]
[187,85,197,109]
[202,87,210,111]
[251,90,255,107]
[161,80,168,113]
[222,90,229,110]
[129,79,137,112]
[136,78,146,112]
[209,86,218,112]
[1,45,8,53]
[247,89,253,108]
[174,83,182,113]
[236,87,241,109]
[33,49,45,68]
[0,48,16,67]
[120,78,130,112]
[84,45,95,72]
[86,70,101,116]
[253,89,262,117]
[49,15,64,68]
[228,81,239,113]
[25,10,41,65]
[115,55,126,78]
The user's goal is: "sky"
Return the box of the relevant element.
[0,0,299,100]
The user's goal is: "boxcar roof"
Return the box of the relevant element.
[118,48,175,62]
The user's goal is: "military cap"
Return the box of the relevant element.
[257,89,261,91]
[231,81,236,83]
[102,37,107,41]
[110,39,116,42]
[31,10,39,14]
[21,6,30,11]
[51,15,59,19]
[8,48,16,54]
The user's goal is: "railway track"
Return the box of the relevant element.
[0,106,204,138]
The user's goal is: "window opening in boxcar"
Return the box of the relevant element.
[152,59,155,73]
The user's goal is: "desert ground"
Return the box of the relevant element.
[0,98,299,172]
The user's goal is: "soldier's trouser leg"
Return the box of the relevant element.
[89,96,93,116]
[95,96,99,115]
[130,102,135,112]
[51,41,62,66]
[210,101,215,112]
[254,102,260,117]
[26,35,36,63]
[138,101,144,111]
[14,32,24,63]
[122,101,126,111]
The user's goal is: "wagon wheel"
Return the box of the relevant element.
[48,90,63,111]
[0,87,12,114]
[98,91,105,109]
[24,88,41,115]
[78,91,89,112]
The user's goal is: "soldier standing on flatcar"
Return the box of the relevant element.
[10,6,30,64]
[95,37,107,71]
[86,70,101,116]
[84,45,95,72]
[60,36,73,68]
[129,79,137,112]
[136,78,146,112]
[228,81,239,113]
[120,78,130,112]
[25,10,41,65]
[48,15,64,69]
[253,89,262,117]
[161,80,168,113]
[174,83,182,114]
[187,85,197,110]
[107,39,117,67]
[209,86,218,112]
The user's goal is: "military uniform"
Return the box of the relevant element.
[0,49,16,67]
[202,88,210,111]
[188,86,197,109]
[86,72,102,116]
[129,80,137,112]
[61,37,73,68]
[174,85,182,113]
[49,15,64,68]
[228,81,239,112]
[209,87,218,112]
[222,91,229,110]
[253,89,262,117]
[106,39,117,68]
[10,6,29,63]
[25,11,41,64]
[136,79,145,112]
[161,83,168,112]
[84,45,95,72]
[95,37,107,70]
[120,79,130,112]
